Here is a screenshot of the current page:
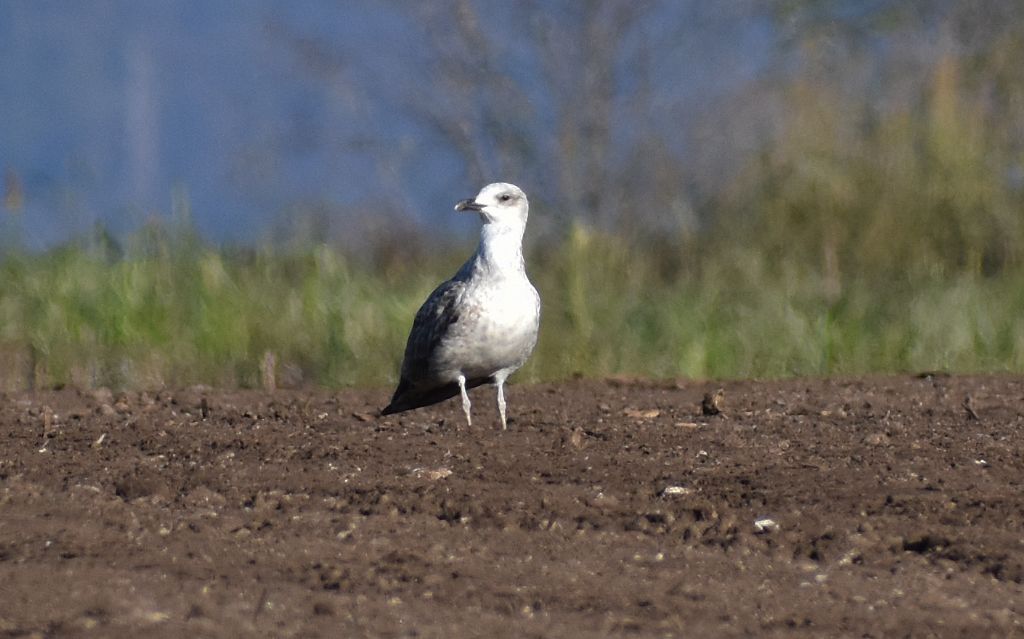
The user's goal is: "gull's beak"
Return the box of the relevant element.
[455,198,485,212]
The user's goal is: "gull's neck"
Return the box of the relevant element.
[473,221,526,276]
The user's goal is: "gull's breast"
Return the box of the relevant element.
[435,276,539,380]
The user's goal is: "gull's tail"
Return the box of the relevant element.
[381,376,493,415]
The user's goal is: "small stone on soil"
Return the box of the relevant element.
[754,517,779,534]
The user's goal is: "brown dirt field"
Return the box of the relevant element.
[1,376,1023,638]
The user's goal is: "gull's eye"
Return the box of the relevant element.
[499,194,512,203]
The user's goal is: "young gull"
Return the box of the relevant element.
[382,183,541,429]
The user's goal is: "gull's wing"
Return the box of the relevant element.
[400,278,466,381]
[382,278,479,414]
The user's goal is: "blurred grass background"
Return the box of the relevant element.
[3,212,1022,391]
[4,5,1024,390]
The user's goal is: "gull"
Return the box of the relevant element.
[382,183,541,430]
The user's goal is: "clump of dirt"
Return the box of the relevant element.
[0,376,1022,637]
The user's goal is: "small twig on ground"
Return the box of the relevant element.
[963,395,980,421]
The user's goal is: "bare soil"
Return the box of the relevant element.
[1,376,1023,638]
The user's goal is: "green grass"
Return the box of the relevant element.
[1,220,1023,391]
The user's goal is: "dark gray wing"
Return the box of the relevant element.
[401,278,466,380]
[382,278,469,415]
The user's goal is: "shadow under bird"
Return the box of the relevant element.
[382,183,541,429]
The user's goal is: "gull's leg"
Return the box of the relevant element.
[495,372,509,430]
[457,374,472,427]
